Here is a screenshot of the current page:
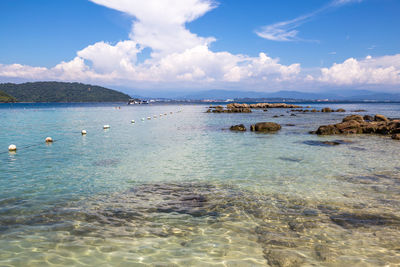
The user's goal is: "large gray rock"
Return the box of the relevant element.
[250,122,281,132]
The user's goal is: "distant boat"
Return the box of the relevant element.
[128,99,149,105]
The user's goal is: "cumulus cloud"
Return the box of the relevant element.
[90,0,216,56]
[0,0,303,90]
[77,40,140,73]
[319,54,400,85]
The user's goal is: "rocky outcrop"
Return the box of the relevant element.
[291,108,346,113]
[207,105,251,113]
[207,102,302,113]
[315,114,400,140]
[230,124,246,131]
[227,103,302,109]
[250,122,281,132]
[321,107,333,113]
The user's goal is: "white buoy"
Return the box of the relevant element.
[81,130,87,135]
[141,118,145,121]
[131,120,135,123]
[103,125,110,129]
[8,144,17,152]
[45,137,53,143]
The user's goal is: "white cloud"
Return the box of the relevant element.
[332,0,363,6]
[319,54,400,85]
[77,40,140,74]
[0,64,48,79]
[256,0,363,42]
[256,14,312,42]
[0,0,303,90]
[1,0,398,93]
[90,0,216,56]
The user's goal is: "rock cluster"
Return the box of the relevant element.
[207,105,251,113]
[291,108,346,113]
[229,122,282,133]
[207,103,302,113]
[227,103,301,109]
[314,114,400,140]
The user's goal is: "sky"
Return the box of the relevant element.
[0,0,399,94]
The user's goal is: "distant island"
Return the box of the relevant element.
[0,81,131,103]
[0,90,16,103]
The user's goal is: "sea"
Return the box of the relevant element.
[0,102,399,266]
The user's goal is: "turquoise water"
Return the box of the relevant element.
[0,103,400,266]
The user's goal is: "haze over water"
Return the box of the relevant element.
[0,102,400,266]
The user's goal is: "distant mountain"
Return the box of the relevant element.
[0,82,131,102]
[155,89,400,101]
[0,90,16,103]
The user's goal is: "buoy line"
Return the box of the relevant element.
[2,109,183,154]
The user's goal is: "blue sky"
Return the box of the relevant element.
[0,0,399,93]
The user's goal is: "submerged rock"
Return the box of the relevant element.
[92,159,120,167]
[250,122,281,132]
[303,140,350,146]
[264,249,305,267]
[330,212,400,228]
[279,157,302,162]
[315,244,336,262]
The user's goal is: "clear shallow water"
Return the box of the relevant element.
[0,102,399,266]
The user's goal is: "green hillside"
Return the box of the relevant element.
[0,90,17,103]
[0,82,131,102]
